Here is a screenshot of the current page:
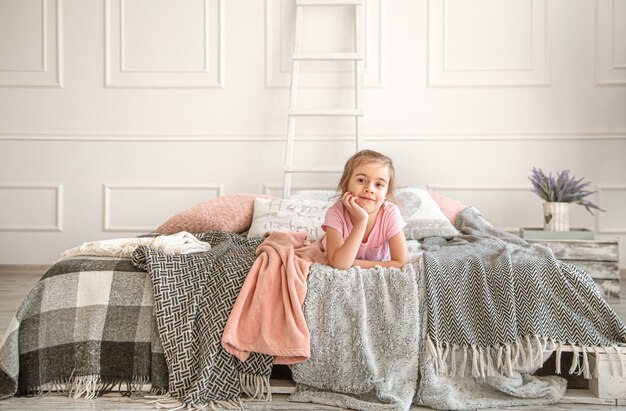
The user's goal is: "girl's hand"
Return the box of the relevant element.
[342,192,368,223]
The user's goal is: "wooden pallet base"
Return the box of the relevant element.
[588,351,626,400]
[546,348,626,405]
[560,389,616,405]
[271,379,296,394]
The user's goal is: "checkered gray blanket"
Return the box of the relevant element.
[132,230,274,408]
[0,256,168,400]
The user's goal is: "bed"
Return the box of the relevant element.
[1,188,625,411]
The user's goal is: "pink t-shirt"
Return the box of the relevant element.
[321,201,406,261]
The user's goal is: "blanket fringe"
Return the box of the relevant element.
[460,346,468,377]
[75,374,150,398]
[426,337,439,376]
[145,393,244,410]
[426,334,626,380]
[239,372,272,402]
[150,386,170,396]
[471,346,479,378]
[69,375,100,399]
[26,373,163,399]
[556,341,563,374]
[582,346,591,379]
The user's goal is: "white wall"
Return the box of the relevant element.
[0,0,625,266]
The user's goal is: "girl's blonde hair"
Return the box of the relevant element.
[338,149,396,197]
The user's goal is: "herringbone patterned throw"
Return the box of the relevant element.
[132,231,273,408]
[423,207,626,379]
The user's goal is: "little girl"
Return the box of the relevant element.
[323,150,408,269]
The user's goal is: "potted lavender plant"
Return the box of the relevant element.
[528,167,604,231]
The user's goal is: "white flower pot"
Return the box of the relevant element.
[543,202,570,231]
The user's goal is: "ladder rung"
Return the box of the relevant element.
[284,165,344,173]
[296,0,363,5]
[293,52,363,61]
[289,109,363,117]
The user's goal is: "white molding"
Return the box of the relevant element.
[0,0,63,87]
[103,183,224,232]
[56,0,64,87]
[265,0,384,88]
[432,183,626,236]
[428,184,533,231]
[1,130,626,142]
[105,0,224,88]
[263,183,337,197]
[428,184,532,193]
[428,0,550,87]
[378,0,385,89]
[0,0,46,73]
[119,0,210,73]
[217,0,225,88]
[0,183,63,231]
[595,0,626,85]
[596,185,626,234]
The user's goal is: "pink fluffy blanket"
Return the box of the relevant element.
[221,231,326,364]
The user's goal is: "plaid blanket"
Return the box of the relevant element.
[422,207,626,379]
[0,256,168,400]
[132,230,274,408]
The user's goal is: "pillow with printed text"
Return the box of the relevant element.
[247,197,332,241]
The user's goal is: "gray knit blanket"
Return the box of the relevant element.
[132,231,274,408]
[422,207,626,380]
[289,263,420,411]
[0,257,168,400]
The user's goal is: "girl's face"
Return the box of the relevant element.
[346,161,390,215]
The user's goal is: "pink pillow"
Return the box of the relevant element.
[155,193,274,234]
[428,190,467,227]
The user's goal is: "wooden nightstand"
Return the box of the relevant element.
[524,237,620,298]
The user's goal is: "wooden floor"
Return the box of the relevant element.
[1,266,625,411]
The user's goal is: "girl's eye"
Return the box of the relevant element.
[376,183,385,188]
[357,178,366,184]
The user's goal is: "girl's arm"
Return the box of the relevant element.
[352,230,409,269]
[325,223,367,270]
[326,193,370,269]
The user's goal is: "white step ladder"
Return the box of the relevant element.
[282,0,365,198]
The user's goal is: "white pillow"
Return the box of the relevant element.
[247,198,331,241]
[395,187,459,240]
